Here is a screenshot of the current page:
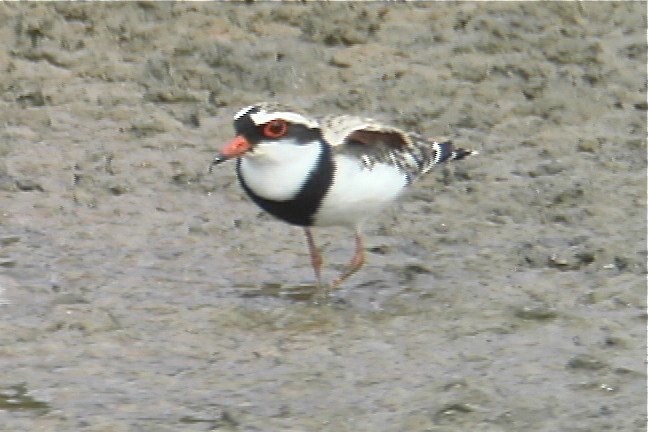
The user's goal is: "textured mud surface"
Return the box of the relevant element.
[0,3,646,431]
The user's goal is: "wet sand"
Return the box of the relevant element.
[0,3,646,431]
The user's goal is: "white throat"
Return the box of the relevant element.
[239,138,322,201]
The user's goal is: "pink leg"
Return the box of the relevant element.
[303,228,323,287]
[331,231,365,289]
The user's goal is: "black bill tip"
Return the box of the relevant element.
[208,153,228,173]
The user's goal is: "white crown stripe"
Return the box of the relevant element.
[249,111,319,128]
[234,105,258,120]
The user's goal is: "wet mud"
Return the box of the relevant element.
[0,3,646,431]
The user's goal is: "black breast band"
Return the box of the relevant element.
[236,143,334,227]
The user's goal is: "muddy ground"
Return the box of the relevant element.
[0,2,646,431]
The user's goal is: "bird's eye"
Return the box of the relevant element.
[262,119,288,138]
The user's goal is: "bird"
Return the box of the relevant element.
[210,102,476,290]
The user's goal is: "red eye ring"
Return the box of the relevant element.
[262,119,288,138]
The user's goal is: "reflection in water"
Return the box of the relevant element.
[0,383,50,414]
[236,282,320,302]
[234,282,349,305]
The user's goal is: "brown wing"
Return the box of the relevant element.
[320,115,414,149]
[320,114,472,182]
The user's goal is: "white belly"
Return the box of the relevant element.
[314,155,408,227]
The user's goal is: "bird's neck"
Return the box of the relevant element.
[238,139,329,202]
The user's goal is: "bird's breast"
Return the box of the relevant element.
[238,140,322,202]
[236,139,334,227]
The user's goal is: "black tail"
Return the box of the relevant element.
[435,140,478,164]
[451,146,478,161]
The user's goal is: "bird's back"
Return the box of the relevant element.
[322,115,475,184]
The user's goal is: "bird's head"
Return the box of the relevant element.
[210,102,321,169]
